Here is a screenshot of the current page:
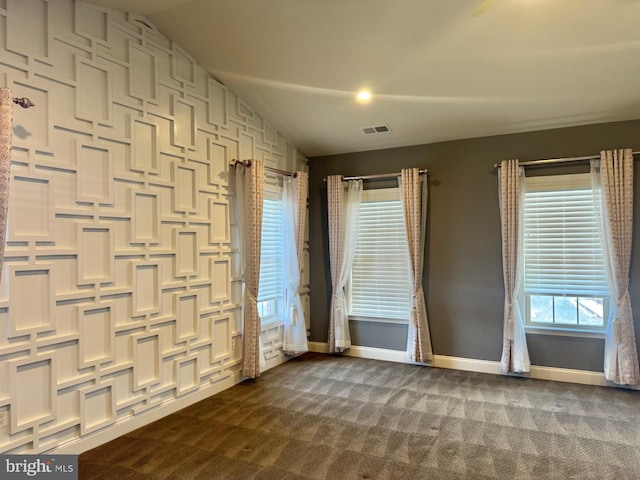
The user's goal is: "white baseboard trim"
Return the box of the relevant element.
[54,371,243,455]
[307,342,607,387]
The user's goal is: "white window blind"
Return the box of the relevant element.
[258,193,283,320]
[523,173,609,329]
[349,188,410,322]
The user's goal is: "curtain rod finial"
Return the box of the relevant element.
[13,97,35,108]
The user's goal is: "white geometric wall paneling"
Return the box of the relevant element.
[174,229,199,278]
[131,261,161,316]
[8,355,56,434]
[75,141,115,205]
[130,190,161,244]
[76,224,115,285]
[74,2,110,47]
[78,382,116,436]
[75,57,113,127]
[7,173,55,242]
[8,77,54,154]
[171,43,196,88]
[175,356,199,396]
[171,96,197,150]
[7,265,56,337]
[78,303,116,368]
[6,0,51,64]
[175,291,199,341]
[239,131,255,161]
[0,0,309,454]
[129,117,160,174]
[209,198,230,245]
[207,139,230,187]
[209,256,231,306]
[132,332,161,389]
[128,43,158,103]
[172,162,198,214]
[207,78,228,128]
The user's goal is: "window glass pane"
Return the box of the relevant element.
[530,295,553,324]
[349,188,410,321]
[258,194,283,321]
[523,173,609,332]
[554,296,578,325]
[578,297,604,327]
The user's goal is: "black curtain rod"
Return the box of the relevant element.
[493,150,640,169]
[230,159,297,178]
[323,169,429,182]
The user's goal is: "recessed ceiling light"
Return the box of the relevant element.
[356,90,372,103]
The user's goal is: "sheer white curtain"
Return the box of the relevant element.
[282,171,309,354]
[327,176,362,352]
[498,160,530,373]
[235,160,265,379]
[399,168,433,363]
[0,89,12,283]
[591,151,639,385]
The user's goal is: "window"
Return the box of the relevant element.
[523,173,609,333]
[257,190,284,322]
[348,188,411,322]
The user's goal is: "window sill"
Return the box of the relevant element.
[525,325,605,339]
[260,317,284,329]
[348,315,409,325]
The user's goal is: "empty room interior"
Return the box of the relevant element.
[1,0,640,478]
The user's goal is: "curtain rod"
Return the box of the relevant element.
[323,169,429,182]
[230,159,297,178]
[13,97,35,108]
[493,150,640,169]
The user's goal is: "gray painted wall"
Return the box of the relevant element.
[308,119,640,371]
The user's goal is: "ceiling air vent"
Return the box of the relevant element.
[361,124,391,135]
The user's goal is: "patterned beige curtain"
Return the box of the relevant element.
[400,168,433,363]
[592,150,639,385]
[327,176,362,352]
[282,171,309,354]
[236,160,264,379]
[499,160,530,373]
[0,89,12,283]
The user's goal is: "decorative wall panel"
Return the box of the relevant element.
[9,356,56,433]
[131,191,160,243]
[78,304,115,367]
[209,199,230,243]
[75,57,113,126]
[176,292,198,341]
[77,225,114,285]
[132,262,160,315]
[210,257,231,304]
[129,43,157,101]
[76,141,114,204]
[8,266,55,336]
[79,383,115,435]
[0,0,308,454]
[6,0,49,62]
[130,118,159,173]
[8,174,54,241]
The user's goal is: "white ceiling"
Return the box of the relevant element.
[87,0,640,157]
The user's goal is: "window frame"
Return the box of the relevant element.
[347,186,411,324]
[257,185,285,326]
[522,173,609,337]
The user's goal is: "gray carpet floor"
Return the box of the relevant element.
[80,352,640,479]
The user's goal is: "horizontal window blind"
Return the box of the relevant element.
[258,196,283,310]
[524,174,608,297]
[350,189,410,321]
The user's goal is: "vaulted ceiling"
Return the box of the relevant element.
[87,0,640,157]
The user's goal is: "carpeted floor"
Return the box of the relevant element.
[80,352,640,479]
